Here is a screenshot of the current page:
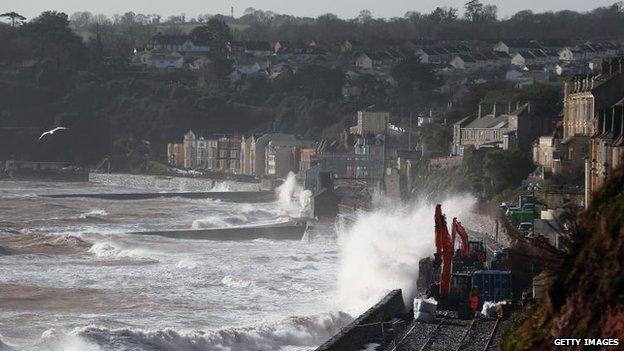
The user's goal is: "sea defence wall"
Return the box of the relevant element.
[43,191,274,203]
[315,289,405,351]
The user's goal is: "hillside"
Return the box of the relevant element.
[501,165,624,350]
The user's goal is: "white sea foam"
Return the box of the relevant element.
[87,241,158,260]
[176,258,199,269]
[37,328,101,351]
[78,209,109,219]
[221,275,255,288]
[211,181,232,192]
[336,195,476,314]
[73,312,352,351]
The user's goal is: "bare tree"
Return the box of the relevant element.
[1,11,26,27]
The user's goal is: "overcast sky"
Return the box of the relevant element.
[2,0,618,20]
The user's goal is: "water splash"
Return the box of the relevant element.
[336,195,476,314]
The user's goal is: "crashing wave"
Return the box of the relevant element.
[87,241,158,261]
[73,312,352,351]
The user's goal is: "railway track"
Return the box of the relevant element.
[454,318,501,351]
[386,314,500,351]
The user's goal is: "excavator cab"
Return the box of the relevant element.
[467,240,486,269]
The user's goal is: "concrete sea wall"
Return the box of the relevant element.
[43,191,274,203]
[315,289,406,351]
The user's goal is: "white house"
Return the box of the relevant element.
[450,54,476,70]
[355,53,374,69]
[136,49,184,69]
[511,51,536,67]
[229,62,269,81]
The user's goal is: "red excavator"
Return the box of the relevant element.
[429,205,486,318]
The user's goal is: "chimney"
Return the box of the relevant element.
[527,102,532,114]
[492,103,497,117]
[478,102,483,118]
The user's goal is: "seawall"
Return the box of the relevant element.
[315,289,406,351]
[43,191,275,203]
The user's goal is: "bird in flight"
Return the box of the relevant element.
[39,127,69,140]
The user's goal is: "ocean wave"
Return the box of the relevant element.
[36,328,102,351]
[78,209,109,219]
[176,258,199,269]
[221,275,255,289]
[0,233,89,256]
[0,335,15,351]
[87,241,158,261]
[191,214,250,229]
[73,311,352,351]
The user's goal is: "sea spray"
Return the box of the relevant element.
[275,172,310,216]
[336,195,476,314]
[38,328,101,351]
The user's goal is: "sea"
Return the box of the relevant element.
[0,173,476,351]
[0,174,350,351]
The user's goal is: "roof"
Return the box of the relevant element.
[152,34,192,45]
[465,114,510,129]
[500,39,544,50]
[245,41,272,51]
[457,54,475,63]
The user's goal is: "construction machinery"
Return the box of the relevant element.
[424,204,511,319]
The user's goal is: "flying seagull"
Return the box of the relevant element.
[39,127,69,140]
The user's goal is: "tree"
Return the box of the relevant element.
[356,10,373,23]
[464,0,484,22]
[483,149,534,193]
[189,18,232,56]
[23,11,87,69]
[0,12,26,27]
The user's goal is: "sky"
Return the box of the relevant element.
[1,0,619,20]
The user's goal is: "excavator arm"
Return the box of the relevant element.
[452,218,469,259]
[434,205,453,296]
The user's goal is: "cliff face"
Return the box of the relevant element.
[502,166,624,350]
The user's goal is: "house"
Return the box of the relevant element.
[587,97,624,203]
[493,40,544,54]
[452,101,548,155]
[416,47,449,64]
[533,134,589,178]
[563,64,624,139]
[229,61,269,81]
[506,67,549,87]
[244,41,273,57]
[188,56,211,71]
[349,111,390,135]
[183,130,198,169]
[135,48,184,69]
[511,51,537,67]
[316,135,385,180]
[148,34,210,55]
[355,53,375,69]
[167,143,185,168]
[239,133,298,176]
[170,131,241,172]
[532,59,624,183]
[450,54,476,70]
[265,139,315,177]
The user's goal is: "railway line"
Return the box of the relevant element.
[386,315,501,351]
